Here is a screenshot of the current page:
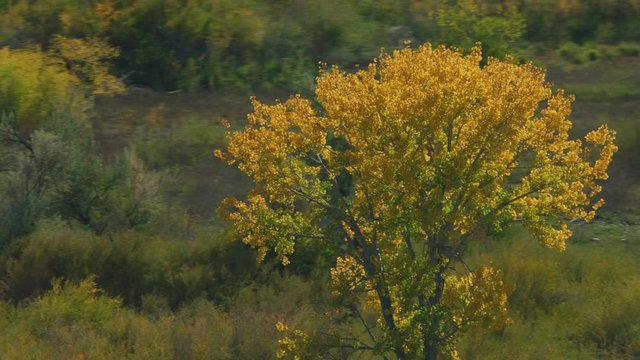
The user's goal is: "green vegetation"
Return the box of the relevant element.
[1,0,638,92]
[0,0,638,359]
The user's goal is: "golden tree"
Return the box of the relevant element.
[50,36,125,95]
[218,44,616,359]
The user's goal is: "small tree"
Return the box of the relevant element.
[433,0,525,59]
[0,47,152,246]
[217,44,616,359]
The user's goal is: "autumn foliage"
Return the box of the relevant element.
[0,1,637,358]
[219,44,616,358]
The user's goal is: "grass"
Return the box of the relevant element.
[460,220,640,359]
[93,88,261,218]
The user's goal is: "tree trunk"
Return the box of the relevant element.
[425,346,439,360]
[377,288,406,360]
[350,219,406,359]
[423,267,445,360]
[423,237,446,360]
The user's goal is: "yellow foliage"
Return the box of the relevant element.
[50,36,124,95]
[223,43,615,255]
[275,321,310,359]
[330,255,367,295]
[220,43,616,356]
[0,47,89,132]
[443,266,511,330]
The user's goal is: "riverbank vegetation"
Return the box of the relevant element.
[0,1,639,359]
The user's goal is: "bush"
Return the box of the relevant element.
[0,217,258,308]
[432,0,526,59]
[0,278,127,360]
[0,127,162,246]
[558,41,640,64]
[617,42,640,57]
[134,119,226,170]
[459,224,640,360]
[100,228,257,308]
[0,47,88,133]
[0,219,110,301]
[0,46,158,246]
[0,274,331,360]
[559,42,593,64]
[571,279,640,357]
[171,298,235,360]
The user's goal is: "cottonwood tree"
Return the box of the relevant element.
[217,44,616,359]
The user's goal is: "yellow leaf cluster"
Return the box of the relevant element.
[275,321,308,360]
[50,36,124,95]
[330,256,367,295]
[443,266,510,331]
[0,47,89,132]
[218,193,320,265]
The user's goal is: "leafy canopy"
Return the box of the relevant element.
[218,43,616,358]
[0,47,86,133]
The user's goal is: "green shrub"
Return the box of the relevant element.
[559,42,591,64]
[134,119,226,170]
[1,219,110,301]
[0,47,88,133]
[558,41,640,64]
[98,227,257,308]
[570,279,640,357]
[617,42,640,56]
[171,298,234,360]
[0,217,257,307]
[460,223,640,360]
[0,278,127,360]
[0,274,330,360]
[433,0,525,60]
